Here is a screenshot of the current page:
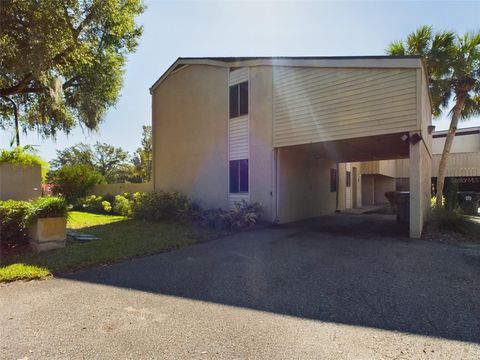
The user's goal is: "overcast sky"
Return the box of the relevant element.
[2,0,480,160]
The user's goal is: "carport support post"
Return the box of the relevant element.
[409,133,426,238]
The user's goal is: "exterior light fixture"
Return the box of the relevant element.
[409,133,422,145]
[428,125,436,134]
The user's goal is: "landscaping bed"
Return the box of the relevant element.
[0,211,220,282]
[422,215,480,245]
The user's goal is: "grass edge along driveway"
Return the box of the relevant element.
[0,211,220,283]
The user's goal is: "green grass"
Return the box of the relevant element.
[0,211,220,283]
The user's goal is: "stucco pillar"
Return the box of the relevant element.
[409,134,430,238]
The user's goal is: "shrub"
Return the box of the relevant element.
[82,195,111,214]
[131,191,192,222]
[113,194,132,216]
[0,200,32,248]
[444,178,459,212]
[102,201,112,213]
[431,207,468,234]
[0,146,45,166]
[102,193,115,205]
[192,200,263,230]
[48,163,105,204]
[29,197,68,220]
[230,201,263,229]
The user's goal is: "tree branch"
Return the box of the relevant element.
[0,3,99,97]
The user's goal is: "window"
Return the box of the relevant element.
[229,159,249,193]
[346,171,351,187]
[330,168,337,192]
[229,81,248,118]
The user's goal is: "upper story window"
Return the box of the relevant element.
[229,81,248,119]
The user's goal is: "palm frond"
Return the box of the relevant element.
[461,95,480,120]
[386,40,405,56]
[406,25,433,55]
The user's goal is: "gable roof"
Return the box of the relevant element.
[150,55,425,94]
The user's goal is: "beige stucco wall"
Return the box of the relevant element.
[152,65,229,209]
[432,132,479,155]
[90,182,153,196]
[409,134,432,238]
[249,66,275,221]
[0,163,42,201]
[277,147,337,223]
[362,175,395,205]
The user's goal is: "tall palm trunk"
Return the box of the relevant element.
[435,97,466,208]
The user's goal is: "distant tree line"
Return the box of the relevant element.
[47,125,152,203]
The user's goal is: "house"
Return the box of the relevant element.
[362,126,480,203]
[399,126,480,193]
[150,56,433,238]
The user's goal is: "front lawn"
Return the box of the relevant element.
[0,211,220,282]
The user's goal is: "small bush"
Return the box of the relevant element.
[82,195,111,214]
[102,193,116,205]
[192,200,263,230]
[230,201,263,229]
[29,197,68,220]
[113,194,132,216]
[431,207,468,234]
[48,163,105,204]
[131,191,192,222]
[102,201,112,213]
[0,200,32,248]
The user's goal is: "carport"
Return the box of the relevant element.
[272,58,433,238]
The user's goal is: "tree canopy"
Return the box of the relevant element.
[387,25,480,204]
[49,142,132,183]
[387,25,480,121]
[132,125,152,182]
[0,0,144,137]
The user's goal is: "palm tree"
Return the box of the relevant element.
[387,26,480,208]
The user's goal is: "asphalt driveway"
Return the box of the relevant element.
[1,214,480,359]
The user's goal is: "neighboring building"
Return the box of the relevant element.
[150,56,432,238]
[363,126,480,202]
[0,163,42,201]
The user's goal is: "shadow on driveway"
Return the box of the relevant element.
[61,214,480,343]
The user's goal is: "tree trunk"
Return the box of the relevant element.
[435,97,466,208]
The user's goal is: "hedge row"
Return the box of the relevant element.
[0,197,68,249]
[81,191,263,230]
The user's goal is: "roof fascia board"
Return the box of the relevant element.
[150,57,423,93]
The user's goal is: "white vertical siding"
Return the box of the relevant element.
[273,66,418,147]
[345,163,352,209]
[228,68,250,208]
